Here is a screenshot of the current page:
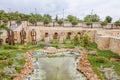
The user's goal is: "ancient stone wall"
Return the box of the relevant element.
[1,21,120,55]
[95,30,120,55]
[109,38,120,55]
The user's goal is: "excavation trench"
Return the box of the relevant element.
[25,52,86,80]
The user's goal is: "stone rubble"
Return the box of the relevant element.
[77,51,99,80]
[13,51,34,80]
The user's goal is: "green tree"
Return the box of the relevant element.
[105,16,112,23]
[67,15,74,22]
[71,17,79,27]
[81,32,91,47]
[35,14,43,22]
[28,16,36,25]
[43,14,52,26]
[101,21,108,28]
[0,23,10,35]
[16,16,22,25]
[43,17,51,26]
[67,15,79,27]
[84,14,100,22]
[115,19,120,26]
[84,14,100,28]
[72,34,80,46]
[57,19,63,26]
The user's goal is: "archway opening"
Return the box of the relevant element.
[53,32,58,39]
[45,33,49,37]
[66,32,72,39]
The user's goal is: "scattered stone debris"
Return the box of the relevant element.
[77,51,99,80]
[99,65,120,80]
[13,51,34,80]
[88,50,98,56]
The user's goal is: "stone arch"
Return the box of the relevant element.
[45,33,49,37]
[78,32,83,36]
[53,32,58,39]
[66,32,72,39]
[77,32,81,35]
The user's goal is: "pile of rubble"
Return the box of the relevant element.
[13,51,34,80]
[77,51,99,80]
[99,66,120,80]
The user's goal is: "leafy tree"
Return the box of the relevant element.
[105,16,112,23]
[2,17,9,23]
[35,14,43,22]
[67,15,79,27]
[43,14,52,20]
[71,17,79,27]
[16,16,22,25]
[115,20,120,26]
[81,32,91,47]
[43,14,52,25]
[101,21,108,27]
[57,19,63,26]
[84,14,100,28]
[67,15,74,22]
[0,23,10,35]
[72,34,80,46]
[84,14,100,22]
[28,16,36,25]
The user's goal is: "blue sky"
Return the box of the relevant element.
[0,0,120,21]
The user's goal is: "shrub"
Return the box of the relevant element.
[72,34,80,46]
[81,32,91,47]
[0,51,10,60]
[115,20,120,26]
[101,21,108,26]
[95,57,107,63]
[3,45,18,49]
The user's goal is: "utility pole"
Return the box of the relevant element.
[62,9,64,27]
[90,9,93,28]
[35,8,37,14]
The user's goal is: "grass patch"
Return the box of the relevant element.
[87,43,120,80]
[0,43,41,80]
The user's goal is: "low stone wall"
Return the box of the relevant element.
[95,35,120,55]
[96,36,110,50]
[109,38,120,55]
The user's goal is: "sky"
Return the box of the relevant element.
[0,0,120,21]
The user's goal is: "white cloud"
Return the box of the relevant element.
[0,0,120,21]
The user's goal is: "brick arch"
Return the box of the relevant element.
[66,32,72,39]
[45,32,49,37]
[53,32,59,39]
[77,32,83,36]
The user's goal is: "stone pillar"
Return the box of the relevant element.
[31,29,37,45]
[20,28,26,45]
